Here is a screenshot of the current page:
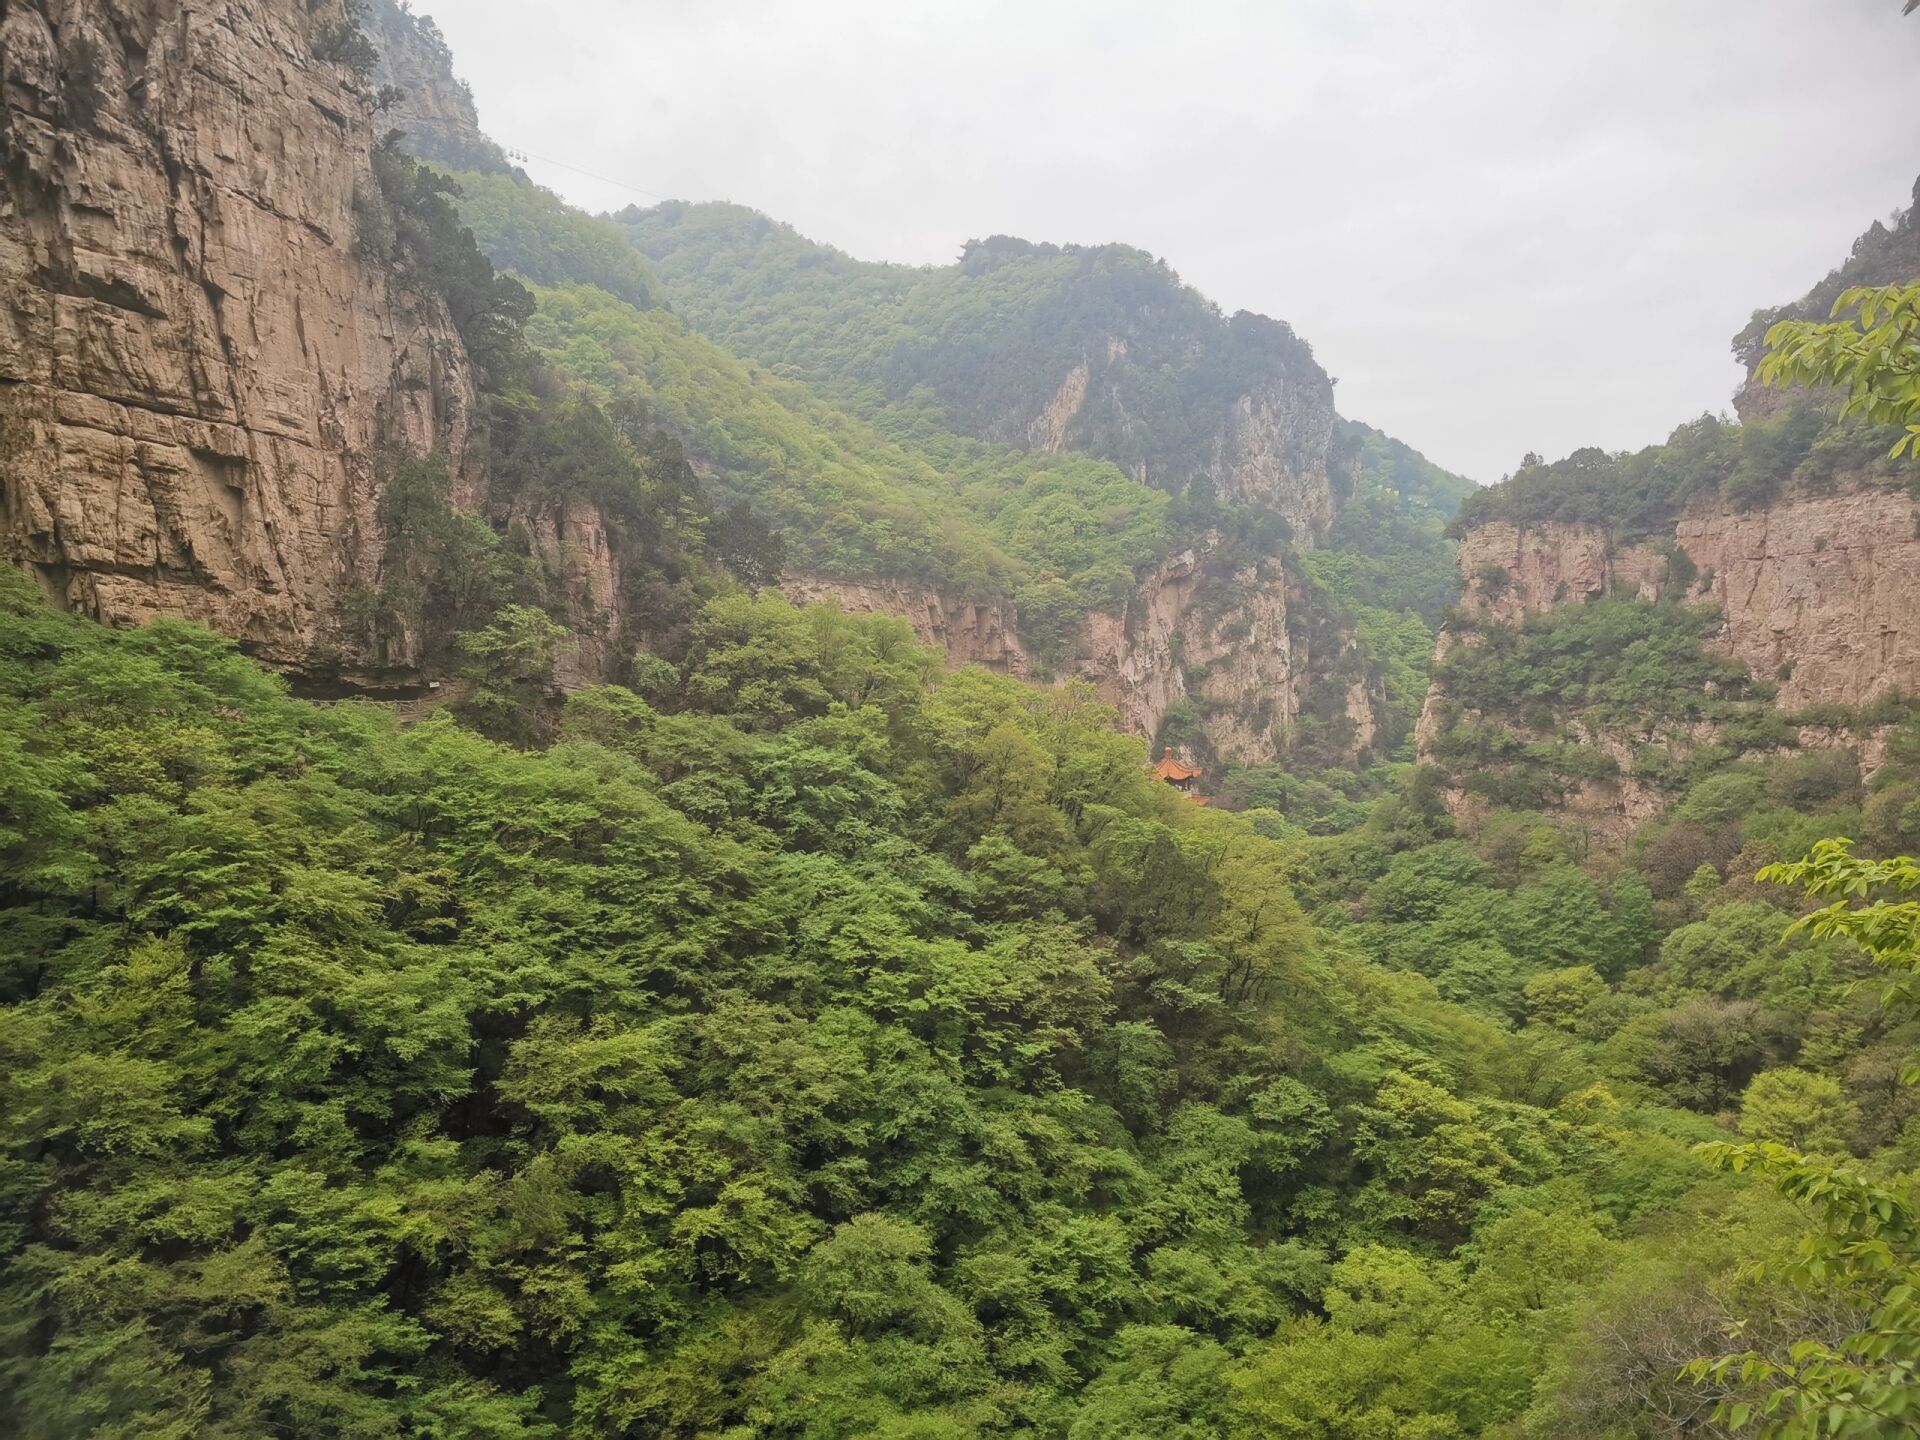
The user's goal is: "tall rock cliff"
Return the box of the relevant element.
[1419,479,1920,842]
[0,0,478,682]
[785,545,1382,768]
[362,0,508,174]
[1444,481,1920,711]
[1417,176,1920,843]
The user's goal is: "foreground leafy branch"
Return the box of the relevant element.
[1759,284,1920,460]
[1688,839,1920,1436]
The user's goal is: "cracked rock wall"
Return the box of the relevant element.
[0,0,476,681]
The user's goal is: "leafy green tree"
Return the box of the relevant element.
[1352,1071,1522,1241]
[1738,1068,1857,1155]
[1688,840,1920,1435]
[455,603,565,743]
[681,592,832,727]
[1758,283,1920,460]
[1523,965,1608,1031]
[1465,1206,1612,1322]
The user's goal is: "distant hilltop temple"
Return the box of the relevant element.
[1151,747,1210,805]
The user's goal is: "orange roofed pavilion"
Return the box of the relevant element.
[1152,747,1202,784]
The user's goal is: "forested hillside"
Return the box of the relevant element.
[348,0,1481,771]
[448,173,1163,650]
[615,205,1334,517]
[10,554,1910,1438]
[5,2,1920,1436]
[438,164,1471,766]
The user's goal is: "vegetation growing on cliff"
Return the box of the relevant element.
[517,278,1174,662]
[446,172,1479,738]
[1451,401,1908,538]
[13,2,1920,1432]
[366,140,533,390]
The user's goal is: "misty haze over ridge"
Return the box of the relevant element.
[423,0,1920,483]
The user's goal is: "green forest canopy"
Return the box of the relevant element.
[5,559,1917,1436]
[452,170,1476,718]
[13,26,1920,1422]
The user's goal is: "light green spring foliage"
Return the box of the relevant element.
[1759,283,1920,460]
[449,172,1178,659]
[457,174,1478,702]
[17,86,1918,1433]
[2,567,1878,1438]
[1435,286,1920,1426]
[1677,227,1920,1433]
[1684,840,1920,1437]
[515,280,1170,662]
[445,169,660,312]
[1290,422,1477,757]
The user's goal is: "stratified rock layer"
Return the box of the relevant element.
[786,547,1377,767]
[1421,478,1920,844]
[0,0,476,679]
[1447,482,1920,709]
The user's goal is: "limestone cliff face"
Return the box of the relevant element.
[1675,486,1920,706]
[994,320,1339,544]
[1420,478,1920,843]
[1448,481,1920,709]
[779,574,1031,677]
[1448,520,1665,627]
[1073,552,1305,762]
[1209,373,1338,541]
[1026,360,1089,454]
[0,0,478,682]
[786,547,1378,767]
[519,496,626,693]
[363,0,508,174]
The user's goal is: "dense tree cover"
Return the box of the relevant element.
[1419,596,1780,813]
[1451,401,1908,538]
[609,198,1479,627]
[611,203,1327,496]
[1684,841,1920,1435]
[1299,714,1920,1437]
[424,167,1173,657]
[1661,213,1920,1439]
[452,171,661,313]
[2,570,1878,1437]
[601,191,1483,709]
[437,168,1482,741]
[1324,420,1477,627]
[516,279,1181,662]
[20,11,1918,1433]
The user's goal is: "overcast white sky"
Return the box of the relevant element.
[423,1,1919,482]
